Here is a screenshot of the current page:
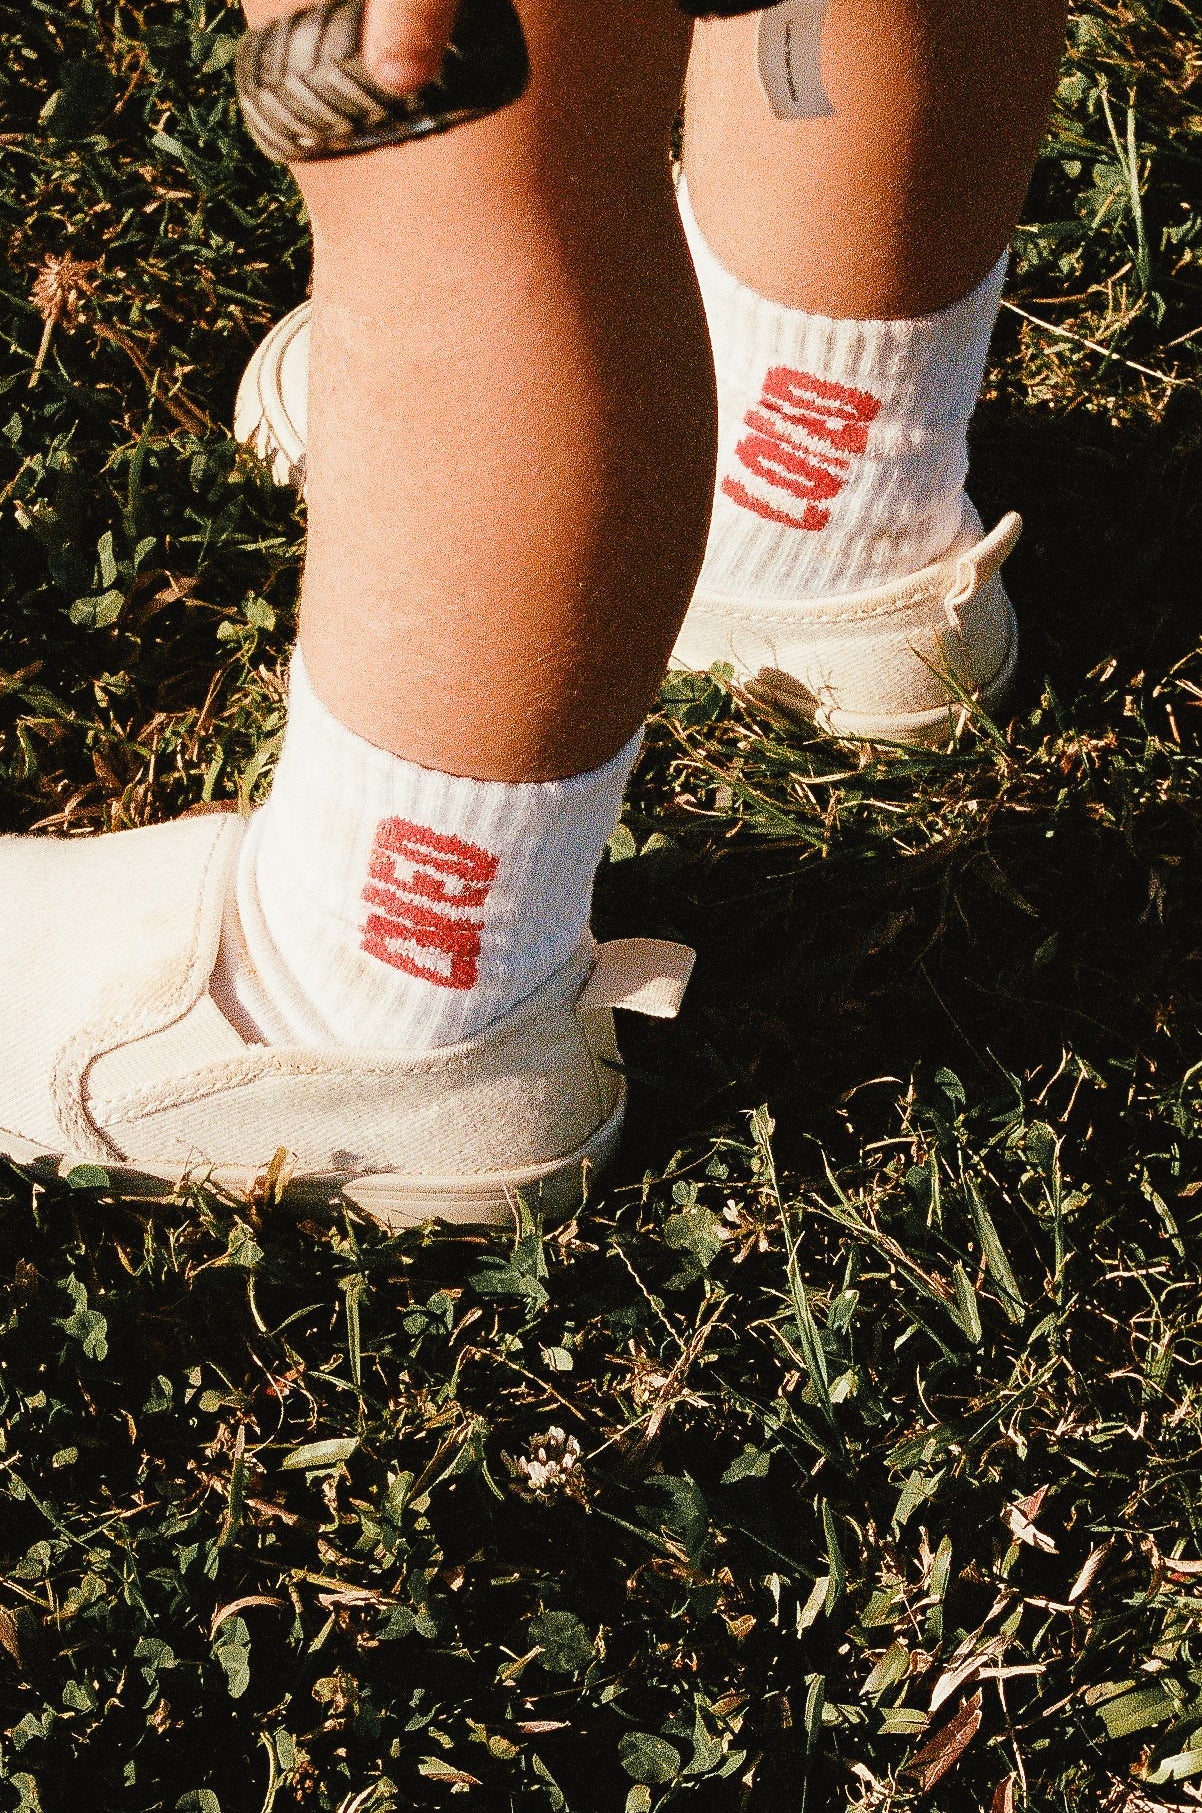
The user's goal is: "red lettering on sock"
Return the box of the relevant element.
[370,818,498,908]
[724,365,881,532]
[743,408,850,472]
[720,477,830,532]
[732,432,846,507]
[362,902,484,990]
[760,367,881,456]
[360,818,498,990]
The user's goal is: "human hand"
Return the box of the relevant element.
[359,0,463,94]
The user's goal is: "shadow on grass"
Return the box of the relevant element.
[603,378,1202,1189]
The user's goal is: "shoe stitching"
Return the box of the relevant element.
[151,1099,625,1204]
[93,1015,582,1123]
[98,1060,600,1180]
[691,552,977,628]
[87,940,600,1124]
[696,581,1016,709]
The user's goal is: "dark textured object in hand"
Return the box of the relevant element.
[235,0,782,166]
[679,0,785,12]
[234,0,529,163]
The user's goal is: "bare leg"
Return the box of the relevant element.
[245,0,715,781]
[0,2,717,1214]
[683,0,1067,319]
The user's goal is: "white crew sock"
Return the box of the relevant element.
[678,178,1007,601]
[210,652,640,1052]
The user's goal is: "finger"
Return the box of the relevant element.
[360,0,462,94]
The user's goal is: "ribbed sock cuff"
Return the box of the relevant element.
[678,176,1007,598]
[678,176,1008,440]
[226,651,642,1051]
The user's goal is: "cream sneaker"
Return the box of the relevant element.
[234,307,1020,746]
[234,301,311,489]
[675,502,1022,746]
[0,812,693,1229]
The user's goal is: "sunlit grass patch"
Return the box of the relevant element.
[1,1,1201,1809]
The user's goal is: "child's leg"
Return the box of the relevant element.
[0,0,709,1215]
[683,0,1066,318]
[216,0,715,1052]
[247,0,713,782]
[674,0,1065,738]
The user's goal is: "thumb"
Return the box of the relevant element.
[360,0,463,94]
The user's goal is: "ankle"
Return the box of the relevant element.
[679,178,1007,601]
[212,653,641,1053]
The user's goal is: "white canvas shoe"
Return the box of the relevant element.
[234,305,1020,745]
[234,301,311,488]
[0,812,693,1230]
[674,502,1022,746]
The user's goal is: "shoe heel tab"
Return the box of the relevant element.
[947,510,1023,610]
[579,939,696,1021]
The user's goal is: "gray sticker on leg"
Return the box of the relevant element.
[757,0,833,120]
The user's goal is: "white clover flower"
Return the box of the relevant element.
[513,1426,583,1499]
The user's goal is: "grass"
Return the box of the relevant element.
[1,0,1201,1808]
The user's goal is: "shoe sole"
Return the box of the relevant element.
[0,1086,625,1234]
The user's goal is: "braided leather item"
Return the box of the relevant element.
[235,0,529,163]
